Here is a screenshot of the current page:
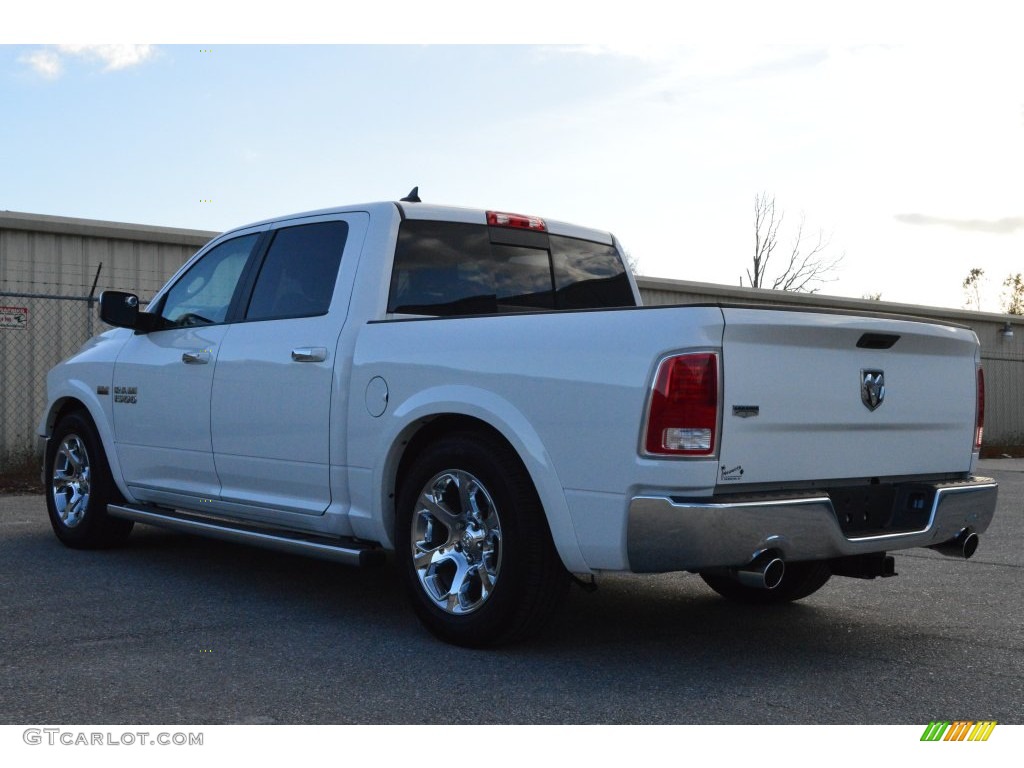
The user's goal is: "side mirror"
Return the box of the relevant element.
[99,291,160,333]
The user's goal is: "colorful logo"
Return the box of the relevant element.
[921,721,997,741]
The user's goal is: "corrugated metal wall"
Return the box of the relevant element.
[1,212,214,301]
[638,276,1024,447]
[0,212,216,469]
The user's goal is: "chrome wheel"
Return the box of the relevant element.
[51,434,91,528]
[45,411,132,549]
[397,432,569,646]
[411,469,503,615]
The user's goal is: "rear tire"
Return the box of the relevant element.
[700,561,831,605]
[395,431,569,647]
[45,410,133,549]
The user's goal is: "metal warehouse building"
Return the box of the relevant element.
[1,211,216,470]
[2,209,1022,471]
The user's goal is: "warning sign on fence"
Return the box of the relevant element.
[0,306,29,330]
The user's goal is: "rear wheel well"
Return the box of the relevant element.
[391,415,533,539]
[396,415,516,491]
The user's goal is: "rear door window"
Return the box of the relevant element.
[245,220,349,321]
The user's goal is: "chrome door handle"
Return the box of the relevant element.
[181,351,210,364]
[291,347,327,363]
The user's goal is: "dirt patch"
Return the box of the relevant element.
[0,451,43,495]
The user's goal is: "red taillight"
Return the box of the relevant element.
[486,210,547,232]
[975,366,985,450]
[644,353,719,456]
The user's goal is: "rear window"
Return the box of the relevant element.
[387,220,635,316]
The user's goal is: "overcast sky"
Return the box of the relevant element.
[2,6,1022,312]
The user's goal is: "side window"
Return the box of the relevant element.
[388,221,495,316]
[160,234,259,327]
[388,221,553,316]
[245,221,349,321]
[550,236,635,310]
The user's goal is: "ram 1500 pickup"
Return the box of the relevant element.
[38,197,998,646]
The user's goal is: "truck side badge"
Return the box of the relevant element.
[732,405,759,418]
[114,386,138,404]
[861,370,885,411]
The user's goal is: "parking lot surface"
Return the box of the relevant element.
[1,463,1021,724]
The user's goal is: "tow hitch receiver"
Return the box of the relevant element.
[829,552,897,580]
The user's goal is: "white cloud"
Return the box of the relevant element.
[58,44,156,71]
[21,49,63,78]
[20,44,156,78]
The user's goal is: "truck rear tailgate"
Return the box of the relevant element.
[717,307,979,487]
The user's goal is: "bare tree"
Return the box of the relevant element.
[623,250,641,277]
[962,267,985,310]
[1002,273,1024,315]
[748,192,782,289]
[745,192,843,293]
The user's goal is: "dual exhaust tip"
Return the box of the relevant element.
[727,529,979,591]
[929,528,979,560]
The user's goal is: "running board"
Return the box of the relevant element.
[107,504,385,567]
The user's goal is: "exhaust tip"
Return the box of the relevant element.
[961,531,979,560]
[763,557,785,589]
[735,555,785,590]
[929,529,980,559]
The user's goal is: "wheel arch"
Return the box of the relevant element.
[370,398,590,574]
[40,385,135,503]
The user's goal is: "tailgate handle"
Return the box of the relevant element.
[857,333,900,350]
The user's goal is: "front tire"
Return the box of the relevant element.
[395,432,569,647]
[45,410,133,549]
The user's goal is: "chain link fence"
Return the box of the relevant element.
[0,291,98,478]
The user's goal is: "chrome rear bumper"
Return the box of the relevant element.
[626,477,998,573]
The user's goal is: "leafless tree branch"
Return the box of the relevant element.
[746,193,842,293]
[748,192,783,290]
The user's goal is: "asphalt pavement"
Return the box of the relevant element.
[1,463,1020,724]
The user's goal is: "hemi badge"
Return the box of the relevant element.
[97,386,110,396]
[732,405,759,418]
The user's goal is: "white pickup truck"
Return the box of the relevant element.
[39,196,998,646]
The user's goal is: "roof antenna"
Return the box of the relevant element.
[400,186,421,203]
